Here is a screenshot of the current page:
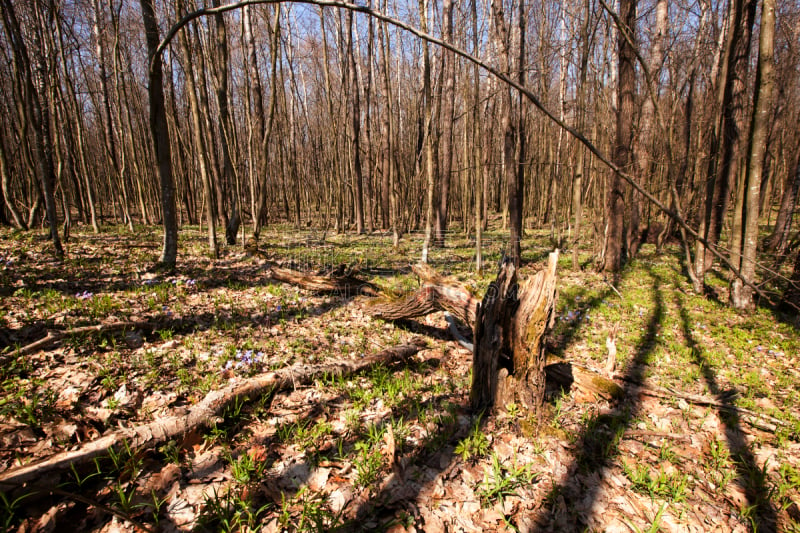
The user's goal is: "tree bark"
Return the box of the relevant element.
[767,155,800,255]
[252,6,281,241]
[630,0,667,259]
[602,0,636,273]
[140,0,178,267]
[434,0,455,247]
[178,0,218,258]
[365,263,479,326]
[695,0,757,281]
[347,11,365,235]
[471,251,559,416]
[0,134,27,230]
[730,0,775,309]
[209,0,239,245]
[420,0,435,263]
[1,0,63,258]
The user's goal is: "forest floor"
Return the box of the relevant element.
[1,223,799,532]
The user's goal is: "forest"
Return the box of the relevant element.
[1,0,800,530]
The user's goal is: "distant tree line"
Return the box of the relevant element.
[0,0,798,310]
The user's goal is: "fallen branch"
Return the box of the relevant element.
[365,263,479,326]
[268,266,379,297]
[5,320,153,357]
[632,384,790,434]
[0,338,426,492]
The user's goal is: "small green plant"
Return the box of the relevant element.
[278,487,342,532]
[504,402,520,419]
[0,490,33,531]
[455,416,490,461]
[159,440,182,465]
[111,482,139,515]
[623,502,668,533]
[88,294,119,318]
[478,452,537,506]
[227,449,268,485]
[200,487,271,532]
[353,440,384,488]
[622,461,689,502]
[107,441,143,481]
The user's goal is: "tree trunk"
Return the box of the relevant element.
[209,0,239,246]
[767,155,800,255]
[471,0,483,272]
[0,135,27,230]
[434,0,455,247]
[347,11,365,235]
[490,0,519,266]
[695,0,757,281]
[602,0,636,273]
[509,0,526,267]
[630,0,667,259]
[139,0,178,267]
[420,0,435,263]
[252,6,281,241]
[178,0,217,258]
[1,0,63,258]
[366,263,479,326]
[730,0,775,309]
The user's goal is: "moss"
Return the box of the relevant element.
[590,375,625,400]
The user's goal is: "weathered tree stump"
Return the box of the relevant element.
[470,251,559,422]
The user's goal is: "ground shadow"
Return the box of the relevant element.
[532,269,664,531]
[675,293,778,532]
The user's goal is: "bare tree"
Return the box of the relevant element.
[601,0,636,273]
[140,0,178,267]
[1,0,63,257]
[730,0,776,309]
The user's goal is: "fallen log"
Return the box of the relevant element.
[0,337,427,492]
[365,263,479,326]
[4,320,153,358]
[268,266,379,297]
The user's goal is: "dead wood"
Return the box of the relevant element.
[470,259,517,411]
[6,320,153,357]
[0,338,426,492]
[365,263,479,326]
[471,252,560,415]
[267,266,379,297]
[564,362,787,433]
[504,252,560,414]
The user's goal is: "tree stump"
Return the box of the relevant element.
[470,251,559,423]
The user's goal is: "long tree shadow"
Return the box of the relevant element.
[533,269,664,531]
[675,294,778,532]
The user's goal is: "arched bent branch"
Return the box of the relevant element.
[153,0,772,305]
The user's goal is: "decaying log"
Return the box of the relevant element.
[4,320,153,358]
[267,266,379,296]
[365,263,479,326]
[472,251,560,420]
[0,338,426,492]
